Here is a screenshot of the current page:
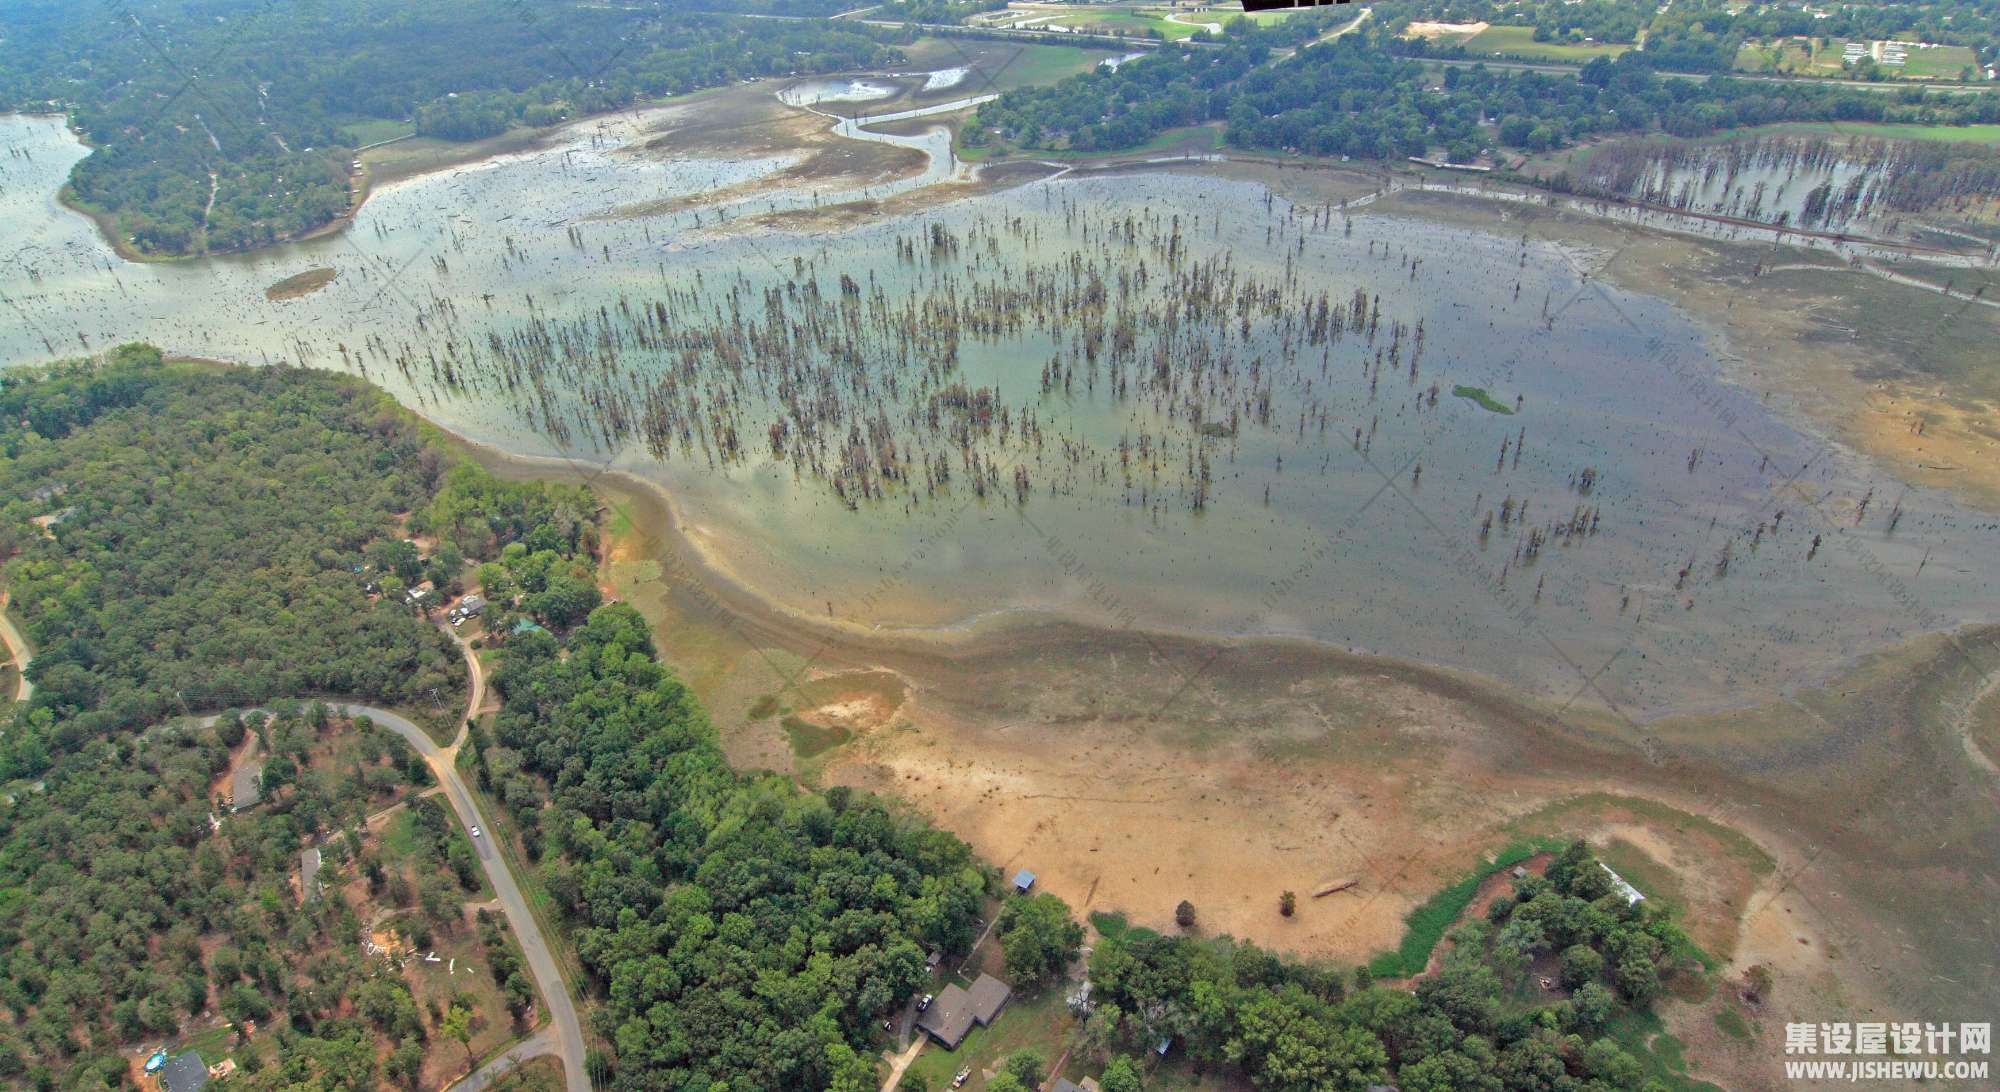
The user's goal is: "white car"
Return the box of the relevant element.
[952,1068,971,1088]
[470,826,481,838]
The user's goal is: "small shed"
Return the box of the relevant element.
[1012,869,1036,894]
[459,594,486,616]
[157,1051,209,1092]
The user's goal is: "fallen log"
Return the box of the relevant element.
[1313,877,1359,898]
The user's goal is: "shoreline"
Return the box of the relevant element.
[431,420,1970,731]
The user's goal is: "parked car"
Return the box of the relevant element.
[917,993,934,1012]
[952,1068,971,1088]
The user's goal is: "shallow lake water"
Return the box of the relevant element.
[2,104,1993,718]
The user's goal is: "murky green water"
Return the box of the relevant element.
[3,104,1993,718]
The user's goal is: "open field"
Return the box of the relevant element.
[1737,36,1982,81]
[1047,8,1196,41]
[338,116,417,146]
[899,37,1120,96]
[1465,24,1630,62]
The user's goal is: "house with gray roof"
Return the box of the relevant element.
[156,1050,208,1092]
[915,972,1012,1049]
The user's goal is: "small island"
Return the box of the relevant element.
[264,267,338,301]
[1453,384,1517,414]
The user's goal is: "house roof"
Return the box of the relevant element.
[157,1051,208,1092]
[231,760,262,810]
[915,974,1012,1049]
[915,983,977,1048]
[965,973,1011,1022]
[1052,1081,1089,1092]
[1012,868,1036,888]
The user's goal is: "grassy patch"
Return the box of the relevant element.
[1089,909,1161,944]
[1896,41,1979,80]
[905,39,1121,93]
[265,267,337,301]
[1452,385,1516,414]
[1050,10,1194,41]
[747,693,781,719]
[1367,836,1566,978]
[486,1054,566,1092]
[1465,25,1629,62]
[174,1022,240,1065]
[1713,1006,1754,1042]
[339,117,416,146]
[1606,1009,1727,1092]
[782,714,850,759]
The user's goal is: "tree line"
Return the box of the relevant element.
[0,0,907,257]
[971,26,2000,165]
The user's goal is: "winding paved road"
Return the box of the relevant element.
[355,701,588,1092]
[0,593,32,703]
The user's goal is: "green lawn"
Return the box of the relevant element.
[1895,41,1980,80]
[1050,10,1194,41]
[339,117,416,146]
[1466,25,1630,62]
[1605,1010,1728,1092]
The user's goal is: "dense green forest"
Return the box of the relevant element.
[0,1,903,256]
[0,350,499,1087]
[0,346,465,776]
[970,24,2000,162]
[470,601,989,1089]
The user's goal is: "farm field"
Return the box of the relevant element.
[1465,24,1631,61]
[1047,8,1199,40]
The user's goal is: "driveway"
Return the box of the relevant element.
[451,1026,559,1092]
